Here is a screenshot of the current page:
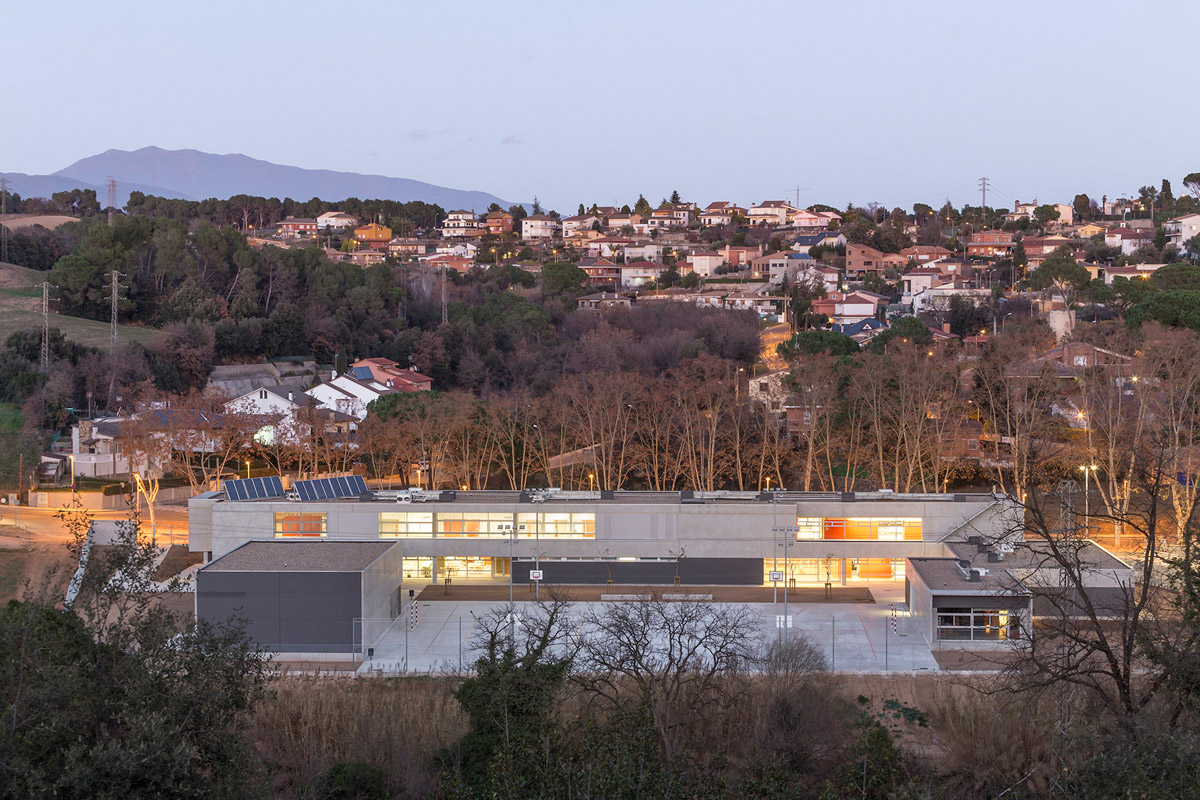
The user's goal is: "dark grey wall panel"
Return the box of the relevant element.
[197,570,361,653]
[931,594,1030,612]
[511,558,763,585]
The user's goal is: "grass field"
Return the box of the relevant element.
[0,403,21,433]
[0,262,158,351]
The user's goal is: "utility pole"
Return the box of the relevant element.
[106,176,117,226]
[979,177,989,225]
[440,267,448,325]
[1,177,10,264]
[39,281,51,373]
[104,271,127,351]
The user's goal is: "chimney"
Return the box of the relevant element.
[288,391,294,402]
[942,322,951,334]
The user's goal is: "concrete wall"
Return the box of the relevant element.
[361,544,404,647]
[511,557,762,586]
[196,495,1010,564]
[196,570,362,653]
[905,576,935,644]
[34,484,193,510]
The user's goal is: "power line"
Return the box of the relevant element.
[106,176,117,227]
[38,281,52,373]
[104,270,128,352]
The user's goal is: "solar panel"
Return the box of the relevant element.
[292,476,368,501]
[351,366,374,381]
[224,476,286,501]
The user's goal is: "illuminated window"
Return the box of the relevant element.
[438,512,517,538]
[804,518,923,540]
[379,511,434,538]
[795,517,822,540]
[517,512,595,538]
[274,512,326,537]
[936,608,1017,641]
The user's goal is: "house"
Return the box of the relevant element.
[1021,235,1073,256]
[845,243,903,276]
[277,217,318,239]
[966,230,1016,258]
[69,418,133,478]
[521,215,560,240]
[224,385,325,444]
[623,241,664,262]
[901,266,945,300]
[349,357,433,392]
[1103,264,1161,285]
[317,211,358,231]
[829,318,887,344]
[605,213,648,235]
[750,252,792,280]
[1165,213,1200,251]
[1005,200,1074,227]
[564,227,604,247]
[353,223,393,249]
[648,209,684,229]
[434,242,478,258]
[812,290,886,325]
[748,200,796,226]
[346,249,387,267]
[1104,227,1155,256]
[306,374,397,421]
[388,238,428,257]
[790,208,841,229]
[440,211,481,238]
[420,254,474,273]
[910,279,993,315]
[561,214,601,236]
[748,370,790,418]
[791,231,847,254]
[723,244,763,267]
[899,245,952,263]
[687,250,725,277]
[576,291,633,310]
[720,291,778,317]
[619,261,663,287]
[587,237,637,259]
[1074,222,1107,239]
[700,202,747,226]
[578,257,621,286]
[484,211,514,235]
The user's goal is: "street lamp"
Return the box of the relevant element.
[529,491,546,600]
[588,472,595,491]
[1078,465,1099,519]
[775,528,799,641]
[245,460,251,479]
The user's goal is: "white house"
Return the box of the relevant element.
[619,261,663,287]
[623,241,664,262]
[748,200,795,227]
[687,251,725,277]
[225,385,319,445]
[561,214,601,236]
[317,211,359,231]
[306,374,398,421]
[435,242,478,258]
[441,210,482,238]
[1165,213,1200,252]
[1104,227,1155,256]
[522,214,560,240]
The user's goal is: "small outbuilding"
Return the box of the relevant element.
[196,540,402,655]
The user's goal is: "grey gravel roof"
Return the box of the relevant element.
[202,541,397,572]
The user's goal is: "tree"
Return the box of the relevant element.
[867,316,930,353]
[1032,204,1061,228]
[575,594,761,763]
[0,509,268,799]
[1027,247,1090,303]
[777,330,858,359]
[669,190,681,204]
[1185,172,1200,201]
[1151,262,1200,291]
[633,194,653,219]
[1073,193,1092,221]
[540,261,588,297]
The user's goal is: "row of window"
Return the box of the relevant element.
[795,518,922,541]
[275,512,596,539]
[935,608,1019,641]
[273,513,919,541]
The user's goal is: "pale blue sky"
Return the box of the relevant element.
[5,0,1196,212]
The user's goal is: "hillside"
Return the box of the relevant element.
[49,146,520,211]
[0,262,157,351]
[0,171,191,208]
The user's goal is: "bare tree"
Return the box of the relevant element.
[574,595,762,762]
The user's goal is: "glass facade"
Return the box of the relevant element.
[798,517,922,541]
[377,511,595,539]
[379,512,434,537]
[935,608,1018,640]
[274,512,327,537]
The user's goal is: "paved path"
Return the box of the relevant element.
[356,594,937,676]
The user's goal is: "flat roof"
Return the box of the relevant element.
[946,539,1129,572]
[907,557,1026,594]
[213,487,1006,506]
[201,541,396,572]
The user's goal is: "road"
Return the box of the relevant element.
[759,322,791,372]
[0,501,190,546]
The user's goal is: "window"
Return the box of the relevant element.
[517,512,595,538]
[795,517,822,540]
[935,607,1018,640]
[438,512,518,537]
[804,518,923,541]
[274,512,326,537]
[379,511,434,537]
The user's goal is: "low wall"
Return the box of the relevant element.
[32,484,195,510]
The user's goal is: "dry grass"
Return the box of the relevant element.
[0,214,78,231]
[250,676,468,799]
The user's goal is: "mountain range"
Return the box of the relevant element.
[1,147,521,211]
